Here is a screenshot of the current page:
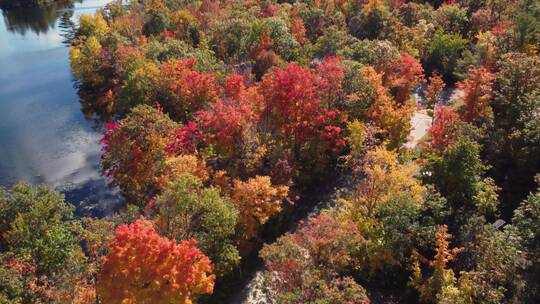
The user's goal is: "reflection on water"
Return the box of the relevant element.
[2,2,72,35]
[0,0,121,216]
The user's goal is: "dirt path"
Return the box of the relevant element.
[405,109,432,149]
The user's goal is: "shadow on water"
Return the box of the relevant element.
[3,5,61,35]
[1,0,80,35]
[61,177,122,217]
[1,3,80,46]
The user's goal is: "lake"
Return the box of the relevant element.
[0,0,121,216]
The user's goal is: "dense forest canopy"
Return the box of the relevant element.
[1,0,540,303]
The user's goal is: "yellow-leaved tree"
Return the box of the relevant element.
[349,146,425,222]
[69,36,104,87]
[231,176,289,239]
[364,66,414,149]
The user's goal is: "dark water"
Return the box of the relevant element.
[0,0,121,216]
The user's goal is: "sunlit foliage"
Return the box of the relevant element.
[155,173,240,276]
[98,219,214,303]
[70,36,104,87]
[410,225,464,303]
[101,105,178,204]
[57,0,540,302]
[260,214,369,304]
[231,176,289,238]
[458,66,495,125]
[364,66,414,149]
[349,146,425,221]
[428,106,460,152]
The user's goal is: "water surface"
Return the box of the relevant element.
[0,0,120,215]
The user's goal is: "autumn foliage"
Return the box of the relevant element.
[56,0,540,302]
[259,62,340,152]
[384,54,425,104]
[260,215,369,303]
[101,105,178,204]
[365,66,414,149]
[166,121,203,155]
[352,146,425,218]
[159,58,220,121]
[98,219,214,304]
[156,155,210,189]
[231,176,289,238]
[429,106,460,152]
[458,66,495,125]
[410,225,464,303]
[196,75,263,154]
[425,72,445,108]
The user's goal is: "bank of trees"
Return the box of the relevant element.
[1,0,539,303]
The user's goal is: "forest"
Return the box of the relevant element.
[1,0,540,303]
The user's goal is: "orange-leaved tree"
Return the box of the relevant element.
[231,176,289,238]
[156,155,210,190]
[458,66,495,125]
[410,225,464,303]
[384,54,425,104]
[365,66,414,149]
[97,219,214,304]
[425,72,445,109]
